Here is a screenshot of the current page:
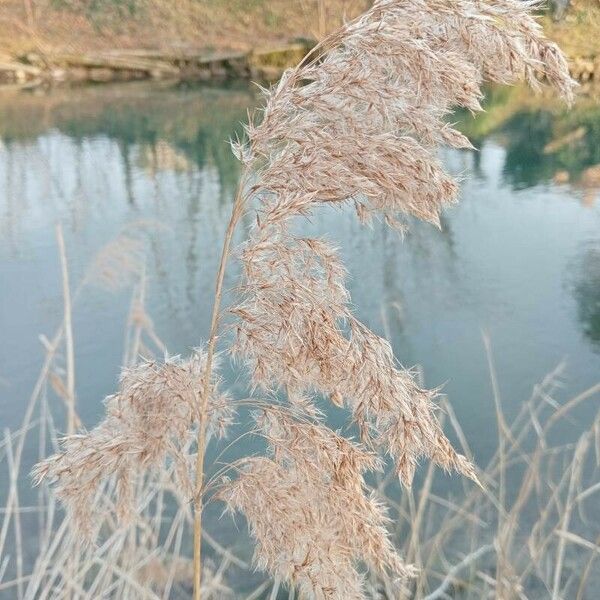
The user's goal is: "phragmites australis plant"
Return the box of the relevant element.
[34,0,575,598]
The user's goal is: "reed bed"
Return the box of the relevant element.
[1,254,599,599]
[0,225,599,599]
[1,0,598,599]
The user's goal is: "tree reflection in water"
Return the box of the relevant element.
[571,243,600,351]
[455,84,600,201]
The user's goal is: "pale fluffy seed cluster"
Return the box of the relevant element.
[231,0,575,486]
[33,351,233,536]
[86,233,146,291]
[219,408,417,599]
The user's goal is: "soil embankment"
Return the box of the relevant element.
[0,0,599,86]
[0,0,364,85]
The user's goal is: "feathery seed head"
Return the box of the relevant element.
[32,350,233,538]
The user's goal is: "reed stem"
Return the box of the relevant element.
[56,223,76,436]
[192,174,247,600]
[56,223,77,600]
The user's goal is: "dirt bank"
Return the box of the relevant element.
[0,0,599,86]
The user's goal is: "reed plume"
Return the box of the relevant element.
[219,407,417,599]
[86,232,146,291]
[32,351,233,537]
[216,0,575,593]
[229,0,575,487]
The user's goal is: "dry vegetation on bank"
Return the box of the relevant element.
[2,1,600,85]
[0,0,369,56]
[542,0,600,59]
[1,0,600,59]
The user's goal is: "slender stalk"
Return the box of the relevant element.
[552,437,590,600]
[422,545,494,600]
[192,174,248,600]
[1,430,23,600]
[317,0,326,38]
[269,578,281,600]
[576,533,600,600]
[56,224,76,435]
[56,223,77,600]
[128,267,147,367]
[483,333,510,596]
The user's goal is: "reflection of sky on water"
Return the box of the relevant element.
[0,82,599,489]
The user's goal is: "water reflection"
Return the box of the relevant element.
[0,81,249,200]
[0,81,599,464]
[570,243,600,351]
[456,85,600,201]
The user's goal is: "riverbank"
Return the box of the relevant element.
[0,43,314,86]
[0,0,599,86]
[0,0,365,86]
[3,40,600,89]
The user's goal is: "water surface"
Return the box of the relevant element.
[0,81,599,575]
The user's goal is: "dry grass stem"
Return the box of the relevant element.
[55,224,76,436]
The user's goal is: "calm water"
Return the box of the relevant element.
[0,81,599,570]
